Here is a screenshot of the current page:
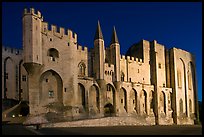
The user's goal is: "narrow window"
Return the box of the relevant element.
[48,90,54,98]
[22,75,27,81]
[5,73,8,79]
[188,72,192,90]
[177,70,182,88]
[158,63,161,69]
[121,72,125,81]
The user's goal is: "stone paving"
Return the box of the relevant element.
[42,116,154,128]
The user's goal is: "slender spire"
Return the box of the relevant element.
[94,20,103,40]
[110,26,119,45]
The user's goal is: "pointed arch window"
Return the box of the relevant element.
[78,62,86,76]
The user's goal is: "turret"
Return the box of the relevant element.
[93,21,105,79]
[23,8,43,65]
[110,26,120,81]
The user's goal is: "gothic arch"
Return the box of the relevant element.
[188,61,197,115]
[120,87,127,112]
[105,83,116,115]
[160,91,166,114]
[190,61,199,119]
[4,57,15,99]
[78,83,86,110]
[89,84,100,110]
[179,58,188,116]
[39,70,63,105]
[140,90,147,114]
[130,88,138,113]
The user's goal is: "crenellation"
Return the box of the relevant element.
[51,24,57,33]
[2,46,22,55]
[121,55,126,59]
[42,22,48,32]
[77,45,82,50]
[77,45,88,53]
[24,8,42,19]
[136,58,138,62]
[139,58,143,63]
[84,46,88,52]
[131,56,134,61]
[126,56,130,60]
[31,8,35,14]
[60,27,65,36]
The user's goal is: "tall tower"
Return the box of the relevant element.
[110,26,120,81]
[22,8,43,115]
[93,21,105,80]
[23,8,43,67]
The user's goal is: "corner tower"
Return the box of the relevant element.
[23,8,43,68]
[93,21,105,80]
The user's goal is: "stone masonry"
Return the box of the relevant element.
[2,7,199,126]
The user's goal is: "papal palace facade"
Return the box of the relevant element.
[2,8,200,125]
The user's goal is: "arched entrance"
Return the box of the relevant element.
[104,103,114,117]
[4,57,15,99]
[39,70,63,106]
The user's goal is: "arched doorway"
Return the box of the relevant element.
[104,103,114,117]
[89,84,100,114]
[105,84,116,116]
[78,83,86,110]
[120,87,127,112]
[39,70,63,106]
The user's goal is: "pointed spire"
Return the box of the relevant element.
[94,20,103,40]
[110,26,119,45]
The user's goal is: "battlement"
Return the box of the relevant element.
[77,45,88,52]
[2,46,22,55]
[104,63,114,68]
[42,22,77,42]
[120,55,143,63]
[24,8,43,20]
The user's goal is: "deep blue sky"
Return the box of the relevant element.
[2,2,202,101]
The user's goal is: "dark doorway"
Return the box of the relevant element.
[104,103,114,117]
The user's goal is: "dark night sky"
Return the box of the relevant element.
[2,2,202,101]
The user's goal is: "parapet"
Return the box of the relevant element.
[2,46,22,55]
[24,8,43,20]
[77,45,88,53]
[120,54,143,63]
[42,22,77,42]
